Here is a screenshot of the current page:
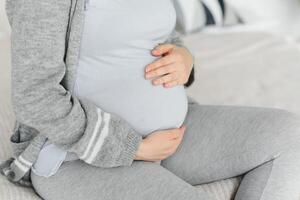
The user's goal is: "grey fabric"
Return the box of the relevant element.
[31,100,300,200]
[32,160,214,200]
[0,0,193,186]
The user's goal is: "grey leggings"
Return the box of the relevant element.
[31,102,300,200]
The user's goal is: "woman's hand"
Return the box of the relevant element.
[134,125,187,162]
[144,44,194,88]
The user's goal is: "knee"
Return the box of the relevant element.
[268,108,300,147]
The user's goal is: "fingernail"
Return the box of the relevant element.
[152,50,159,54]
[153,80,160,85]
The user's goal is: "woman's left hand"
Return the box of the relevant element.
[144,44,194,88]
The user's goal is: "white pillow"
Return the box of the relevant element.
[173,0,206,34]
[225,0,300,24]
[201,0,224,26]
[225,0,300,39]
[174,0,242,34]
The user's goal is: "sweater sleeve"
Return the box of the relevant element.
[8,0,142,168]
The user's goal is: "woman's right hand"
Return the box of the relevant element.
[134,125,187,162]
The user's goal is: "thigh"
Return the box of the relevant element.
[161,102,300,185]
[31,159,212,200]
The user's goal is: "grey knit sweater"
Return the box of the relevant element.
[0,0,196,187]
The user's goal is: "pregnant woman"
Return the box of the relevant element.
[1,0,300,200]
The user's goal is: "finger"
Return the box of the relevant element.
[181,124,187,131]
[152,72,179,86]
[145,63,178,80]
[145,54,176,73]
[151,44,175,56]
[176,125,186,140]
[163,129,182,140]
[175,126,186,138]
[171,128,185,140]
[172,126,187,146]
[163,80,179,88]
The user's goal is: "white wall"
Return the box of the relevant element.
[0,0,10,39]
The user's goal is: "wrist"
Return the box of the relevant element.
[134,139,148,160]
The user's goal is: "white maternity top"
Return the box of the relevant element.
[31,0,188,177]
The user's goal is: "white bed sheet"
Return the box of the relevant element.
[184,31,300,115]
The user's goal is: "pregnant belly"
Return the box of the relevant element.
[74,57,188,137]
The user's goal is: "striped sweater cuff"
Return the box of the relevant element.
[117,130,143,166]
[1,134,46,183]
[70,98,143,168]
